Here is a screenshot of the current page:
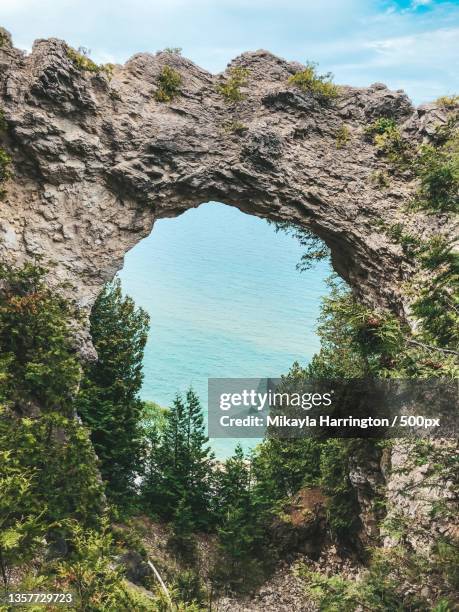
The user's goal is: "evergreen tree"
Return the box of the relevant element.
[168,496,197,562]
[141,388,214,530]
[76,279,149,507]
[212,445,268,594]
[213,443,250,524]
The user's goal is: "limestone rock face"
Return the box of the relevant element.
[0,32,452,336]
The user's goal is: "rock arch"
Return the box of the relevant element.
[0,30,445,352]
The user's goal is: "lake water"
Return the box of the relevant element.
[118,202,331,457]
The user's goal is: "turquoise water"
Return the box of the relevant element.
[118,202,331,457]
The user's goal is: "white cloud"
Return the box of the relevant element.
[411,0,432,8]
[365,27,459,68]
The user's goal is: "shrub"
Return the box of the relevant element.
[154,65,182,102]
[0,147,12,182]
[216,67,250,103]
[436,95,459,110]
[173,569,206,607]
[364,117,397,139]
[319,440,360,541]
[0,31,8,48]
[223,120,248,134]
[364,118,412,167]
[54,521,152,611]
[270,222,330,271]
[0,263,81,409]
[288,62,339,102]
[336,124,351,149]
[296,545,449,611]
[66,45,113,76]
[370,170,390,189]
[411,137,459,212]
[0,446,45,590]
[0,108,6,133]
[0,146,12,197]
[163,47,182,55]
[385,223,421,255]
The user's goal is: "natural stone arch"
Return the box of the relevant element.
[0,30,447,354]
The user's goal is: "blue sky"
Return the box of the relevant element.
[0,0,458,104]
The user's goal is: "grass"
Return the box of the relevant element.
[288,62,339,102]
[154,66,182,103]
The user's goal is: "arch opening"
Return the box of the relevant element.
[118,201,333,456]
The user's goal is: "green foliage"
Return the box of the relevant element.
[76,279,149,507]
[251,437,321,501]
[376,220,458,355]
[411,131,459,212]
[66,46,112,76]
[410,236,459,349]
[0,147,13,198]
[365,118,413,168]
[307,278,405,378]
[168,497,197,563]
[154,65,182,102]
[366,111,458,212]
[0,31,9,48]
[288,62,339,102]
[296,545,446,611]
[385,222,421,256]
[336,124,351,149]
[304,275,458,378]
[364,117,397,138]
[0,263,112,601]
[0,109,6,133]
[319,440,360,540]
[370,170,390,189]
[0,447,44,589]
[0,264,81,412]
[163,47,182,55]
[271,221,330,271]
[172,569,206,608]
[141,388,214,531]
[223,120,248,134]
[436,95,459,110]
[376,129,411,167]
[210,444,271,594]
[54,520,153,611]
[0,407,104,531]
[216,67,250,103]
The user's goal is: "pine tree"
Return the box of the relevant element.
[168,496,197,562]
[141,389,214,530]
[212,445,267,594]
[76,279,149,507]
[184,388,214,529]
[213,443,250,524]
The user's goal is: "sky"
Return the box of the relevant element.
[0,0,458,104]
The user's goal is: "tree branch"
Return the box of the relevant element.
[407,339,459,357]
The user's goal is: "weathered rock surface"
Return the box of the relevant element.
[0,28,453,347]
